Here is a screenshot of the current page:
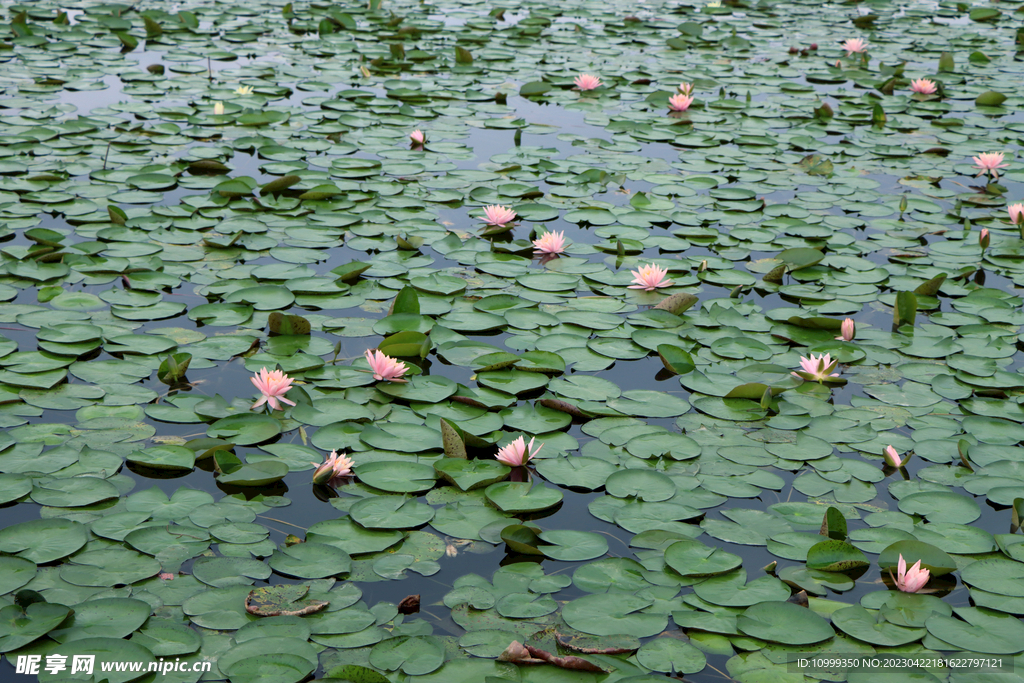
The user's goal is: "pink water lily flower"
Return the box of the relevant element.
[483,205,517,227]
[836,318,855,342]
[574,74,602,91]
[668,94,694,112]
[1008,203,1024,225]
[973,152,1009,179]
[979,228,990,250]
[533,230,567,255]
[892,554,930,593]
[628,263,673,291]
[365,349,408,383]
[312,450,354,487]
[678,82,694,96]
[909,78,937,95]
[791,353,840,383]
[410,130,425,145]
[251,367,296,412]
[884,445,910,468]
[842,38,868,55]
[496,436,543,467]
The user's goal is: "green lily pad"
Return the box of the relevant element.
[925,607,1024,654]
[484,481,563,513]
[127,445,196,471]
[0,518,88,563]
[208,413,283,445]
[434,458,511,491]
[369,635,445,675]
[270,543,351,579]
[537,530,608,561]
[225,653,315,683]
[48,597,151,643]
[0,603,72,653]
[605,469,677,501]
[737,601,834,645]
[831,605,927,646]
[355,461,438,493]
[562,593,667,638]
[349,496,435,529]
[665,539,742,577]
[636,637,707,674]
[806,539,869,572]
[960,558,1024,596]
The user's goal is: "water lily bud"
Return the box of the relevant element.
[311,460,334,485]
[979,228,990,250]
[810,43,818,50]
[836,318,855,342]
[884,445,904,468]
[213,102,224,115]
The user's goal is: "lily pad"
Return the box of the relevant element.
[737,601,834,645]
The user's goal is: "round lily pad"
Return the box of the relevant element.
[925,607,1024,655]
[484,482,563,513]
[349,496,435,529]
[48,598,151,643]
[0,473,34,505]
[831,605,927,647]
[434,458,510,491]
[225,653,315,683]
[208,414,283,445]
[636,637,706,674]
[605,469,677,501]
[537,530,608,561]
[369,635,445,675]
[270,542,352,579]
[665,540,742,577]
[0,518,88,563]
[563,593,667,638]
[127,445,196,471]
[693,569,791,607]
[356,461,438,493]
[960,558,1024,597]
[897,491,981,524]
[737,601,834,645]
[0,602,71,653]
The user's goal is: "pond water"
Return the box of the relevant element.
[2,1,1024,683]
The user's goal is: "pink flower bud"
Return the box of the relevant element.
[835,318,855,342]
